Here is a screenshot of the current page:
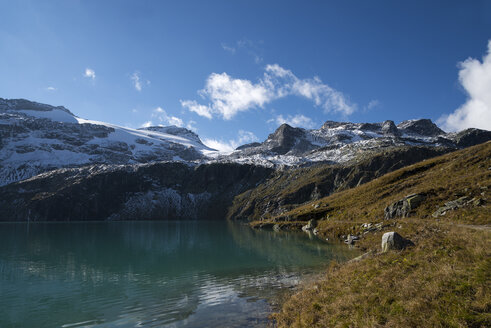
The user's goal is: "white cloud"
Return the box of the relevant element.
[222,39,263,63]
[130,71,150,92]
[367,99,380,110]
[186,120,197,132]
[202,130,258,153]
[45,86,56,91]
[151,107,184,127]
[84,68,96,80]
[180,100,213,119]
[221,43,236,54]
[199,72,272,120]
[182,64,355,120]
[438,40,491,132]
[237,130,258,144]
[264,64,355,115]
[271,114,316,129]
[131,72,142,91]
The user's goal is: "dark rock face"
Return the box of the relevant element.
[0,162,273,221]
[381,232,414,252]
[384,193,425,219]
[397,119,445,137]
[449,128,491,148]
[264,124,311,155]
[381,120,400,136]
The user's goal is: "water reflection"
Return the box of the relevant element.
[0,221,358,327]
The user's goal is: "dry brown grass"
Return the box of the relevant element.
[278,141,491,227]
[274,223,490,327]
[269,142,491,327]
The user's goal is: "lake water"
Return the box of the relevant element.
[0,221,358,327]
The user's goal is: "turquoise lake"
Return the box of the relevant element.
[0,221,358,327]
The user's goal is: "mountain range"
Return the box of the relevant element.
[0,97,490,221]
[2,98,490,186]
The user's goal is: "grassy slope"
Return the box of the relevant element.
[269,142,491,327]
[228,146,450,221]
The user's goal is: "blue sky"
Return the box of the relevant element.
[1,0,490,151]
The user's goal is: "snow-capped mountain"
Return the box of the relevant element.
[218,120,490,167]
[1,98,490,187]
[0,98,215,186]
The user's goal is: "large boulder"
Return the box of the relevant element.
[384,193,425,219]
[381,232,414,252]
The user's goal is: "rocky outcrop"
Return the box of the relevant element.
[381,232,414,252]
[432,196,485,217]
[384,193,425,219]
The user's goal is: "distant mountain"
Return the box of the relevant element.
[220,119,491,167]
[1,97,490,187]
[0,98,214,186]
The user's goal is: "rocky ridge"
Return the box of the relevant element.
[217,119,491,167]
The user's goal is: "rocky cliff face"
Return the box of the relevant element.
[0,162,273,221]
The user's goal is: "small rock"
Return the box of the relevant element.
[472,198,485,206]
[348,251,374,263]
[345,234,359,245]
[381,232,414,252]
[302,219,318,232]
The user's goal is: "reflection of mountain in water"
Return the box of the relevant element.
[0,221,358,328]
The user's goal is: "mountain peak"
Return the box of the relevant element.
[397,119,445,137]
[265,123,308,155]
